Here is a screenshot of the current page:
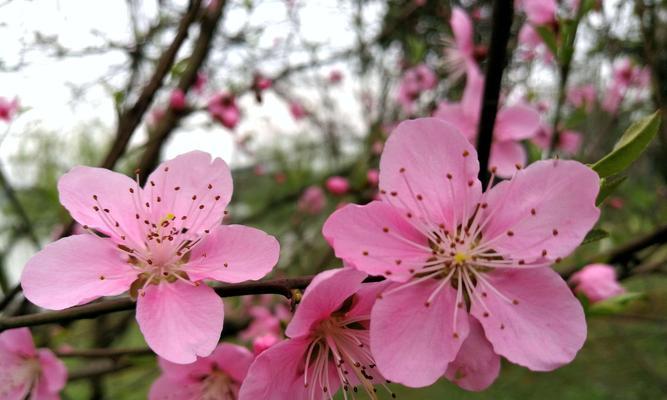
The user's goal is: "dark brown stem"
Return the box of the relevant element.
[56,347,153,359]
[476,0,514,186]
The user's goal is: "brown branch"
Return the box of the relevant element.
[101,0,203,171]
[476,0,514,186]
[68,360,133,382]
[0,276,313,332]
[56,347,153,359]
[136,0,227,184]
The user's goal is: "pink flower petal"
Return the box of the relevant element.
[149,376,200,400]
[322,201,432,282]
[371,282,469,387]
[185,225,279,283]
[158,343,253,384]
[238,337,314,400]
[58,166,145,245]
[482,159,600,262]
[285,268,366,338]
[433,102,476,140]
[523,0,557,25]
[21,235,136,310]
[36,349,67,394]
[379,118,481,232]
[489,141,527,178]
[494,104,541,141]
[444,318,500,391]
[471,267,586,371]
[136,281,224,364]
[451,7,474,57]
[0,328,36,356]
[462,65,484,120]
[144,151,232,235]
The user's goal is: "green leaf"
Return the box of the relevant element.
[596,175,627,206]
[582,228,609,245]
[535,26,558,58]
[588,292,644,315]
[591,112,661,178]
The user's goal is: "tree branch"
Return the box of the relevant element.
[476,0,514,186]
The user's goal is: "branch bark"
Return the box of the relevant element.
[476,0,514,186]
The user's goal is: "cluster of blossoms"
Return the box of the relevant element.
[13,112,604,398]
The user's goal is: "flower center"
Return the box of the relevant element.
[199,368,238,400]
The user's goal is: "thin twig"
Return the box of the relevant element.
[476,0,514,186]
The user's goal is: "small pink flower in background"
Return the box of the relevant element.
[148,107,166,127]
[519,0,557,25]
[328,69,343,84]
[253,74,273,91]
[444,7,475,81]
[602,84,624,114]
[288,101,306,120]
[607,197,624,209]
[371,140,384,155]
[0,97,19,122]
[169,89,187,111]
[252,333,280,355]
[274,172,286,184]
[323,118,600,390]
[325,176,349,196]
[567,84,597,111]
[150,343,254,400]
[570,264,625,303]
[0,328,67,399]
[297,186,326,215]
[239,268,393,399]
[208,93,241,129]
[194,72,208,94]
[366,169,379,187]
[240,306,283,342]
[21,151,280,364]
[396,64,438,114]
[434,65,541,177]
[532,124,582,155]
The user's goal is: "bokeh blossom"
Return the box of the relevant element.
[150,343,254,400]
[396,64,437,114]
[21,151,280,364]
[434,65,541,177]
[0,328,67,400]
[0,97,19,122]
[570,264,626,303]
[239,268,392,399]
[208,93,241,129]
[298,186,327,215]
[325,176,350,196]
[324,118,600,390]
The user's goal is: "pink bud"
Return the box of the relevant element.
[169,89,187,111]
[607,197,624,209]
[289,101,307,120]
[326,176,349,196]
[366,169,379,186]
[570,264,625,303]
[255,74,273,91]
[0,97,19,122]
[253,333,280,355]
[207,92,241,129]
[298,186,326,215]
[328,70,343,84]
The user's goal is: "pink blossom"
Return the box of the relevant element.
[570,264,625,303]
[21,151,280,364]
[434,65,541,177]
[371,140,384,155]
[601,84,624,114]
[532,124,582,155]
[254,74,273,91]
[325,176,350,196]
[367,169,379,187]
[240,306,283,341]
[607,197,624,209]
[328,70,343,84]
[323,118,599,389]
[169,89,187,111]
[0,97,19,122]
[566,84,596,111]
[252,333,280,355]
[239,268,392,399]
[0,328,67,399]
[396,64,438,114]
[444,7,475,81]
[297,186,327,215]
[289,101,307,120]
[520,0,557,25]
[149,343,254,400]
[194,72,208,94]
[208,93,241,129]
